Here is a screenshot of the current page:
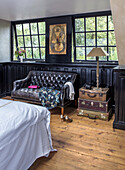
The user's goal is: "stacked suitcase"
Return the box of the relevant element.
[78,87,112,121]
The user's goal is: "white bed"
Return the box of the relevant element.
[0,99,55,170]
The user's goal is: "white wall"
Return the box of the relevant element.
[74,0,110,15]
[0,0,111,21]
[110,0,125,65]
[0,19,11,62]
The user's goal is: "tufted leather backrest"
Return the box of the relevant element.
[28,71,77,90]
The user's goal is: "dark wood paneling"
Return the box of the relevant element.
[0,62,117,106]
[113,66,125,130]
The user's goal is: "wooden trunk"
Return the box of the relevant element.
[79,87,109,101]
[77,109,112,121]
[78,98,111,113]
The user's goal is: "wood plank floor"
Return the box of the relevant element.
[2,97,125,170]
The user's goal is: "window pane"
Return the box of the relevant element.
[75,18,84,32]
[25,36,31,47]
[39,35,45,47]
[86,17,95,31]
[86,33,95,46]
[108,47,118,61]
[41,48,45,60]
[32,36,38,47]
[25,48,32,59]
[23,23,30,35]
[99,56,107,61]
[17,36,24,47]
[108,16,114,30]
[16,24,22,35]
[99,47,107,61]
[74,14,117,62]
[76,33,85,46]
[33,48,40,59]
[31,23,37,34]
[14,21,46,61]
[86,47,96,60]
[109,31,116,46]
[76,47,85,60]
[38,22,45,34]
[97,32,107,46]
[97,16,107,31]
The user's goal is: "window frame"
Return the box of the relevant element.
[72,11,118,63]
[11,11,118,64]
[11,18,46,62]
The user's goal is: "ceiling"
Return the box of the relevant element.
[0,0,111,21]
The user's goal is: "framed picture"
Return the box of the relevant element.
[49,23,67,55]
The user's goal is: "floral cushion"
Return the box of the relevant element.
[39,87,60,109]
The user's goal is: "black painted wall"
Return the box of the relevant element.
[46,16,72,63]
[113,66,125,130]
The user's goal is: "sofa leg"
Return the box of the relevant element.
[75,99,78,108]
[61,107,64,116]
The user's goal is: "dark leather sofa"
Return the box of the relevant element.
[11,71,77,115]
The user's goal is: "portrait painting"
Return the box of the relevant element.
[49,24,67,55]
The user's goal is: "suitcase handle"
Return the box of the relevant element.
[88,114,96,119]
[87,93,96,98]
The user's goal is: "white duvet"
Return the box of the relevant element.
[0,99,55,170]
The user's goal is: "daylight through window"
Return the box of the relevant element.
[74,14,117,62]
[13,22,46,61]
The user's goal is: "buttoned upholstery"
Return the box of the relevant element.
[11,71,77,109]
[29,71,74,90]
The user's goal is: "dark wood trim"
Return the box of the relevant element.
[113,66,125,130]
[13,23,18,51]
[72,16,76,61]
[73,11,112,19]
[29,23,33,59]
[1,61,117,67]
[10,23,13,61]
[37,22,41,59]
[113,121,125,130]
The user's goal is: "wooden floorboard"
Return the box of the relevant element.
[2,97,125,170]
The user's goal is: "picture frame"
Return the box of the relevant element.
[49,23,67,55]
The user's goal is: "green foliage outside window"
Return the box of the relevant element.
[74,15,118,61]
[86,17,95,31]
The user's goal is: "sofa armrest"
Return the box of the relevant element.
[60,85,69,106]
[12,76,31,92]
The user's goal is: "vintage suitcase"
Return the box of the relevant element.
[78,97,111,113]
[79,87,109,101]
[77,108,112,121]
